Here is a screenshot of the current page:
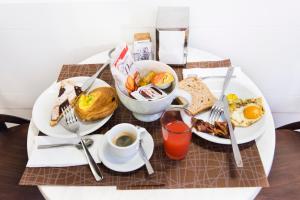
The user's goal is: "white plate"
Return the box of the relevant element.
[191,78,267,145]
[98,129,154,172]
[32,76,113,138]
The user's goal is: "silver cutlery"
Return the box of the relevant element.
[209,67,235,123]
[81,60,110,93]
[37,138,93,149]
[136,126,154,175]
[62,106,104,181]
[223,97,243,167]
[139,139,154,175]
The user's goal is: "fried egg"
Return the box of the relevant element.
[228,95,265,127]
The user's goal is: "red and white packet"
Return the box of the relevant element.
[110,43,139,95]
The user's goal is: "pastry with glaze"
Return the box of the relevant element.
[75,87,118,121]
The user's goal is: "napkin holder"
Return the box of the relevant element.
[156,7,189,66]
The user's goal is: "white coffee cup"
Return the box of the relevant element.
[106,123,140,159]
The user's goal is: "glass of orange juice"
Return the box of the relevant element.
[160,107,192,160]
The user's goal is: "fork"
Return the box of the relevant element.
[208,67,235,123]
[62,106,104,181]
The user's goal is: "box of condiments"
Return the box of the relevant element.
[133,32,153,61]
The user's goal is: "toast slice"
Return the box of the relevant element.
[178,77,216,115]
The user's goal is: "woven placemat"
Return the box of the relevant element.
[20,60,269,189]
[187,59,231,69]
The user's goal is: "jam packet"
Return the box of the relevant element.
[131,84,167,101]
[110,43,139,95]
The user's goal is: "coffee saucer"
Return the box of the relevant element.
[97,128,154,172]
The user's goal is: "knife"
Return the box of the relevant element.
[222,97,243,167]
[81,60,110,93]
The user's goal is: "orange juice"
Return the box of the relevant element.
[162,120,191,160]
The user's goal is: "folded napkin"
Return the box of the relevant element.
[27,135,103,167]
[183,66,242,79]
[159,31,186,64]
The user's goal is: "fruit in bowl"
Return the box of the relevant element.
[151,72,174,89]
[75,87,118,121]
[125,72,140,93]
[139,71,156,86]
[138,71,174,90]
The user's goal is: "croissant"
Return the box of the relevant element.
[75,87,118,121]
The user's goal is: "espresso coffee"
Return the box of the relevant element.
[113,132,136,147]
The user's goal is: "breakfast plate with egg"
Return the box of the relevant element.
[190,78,267,145]
[32,77,118,138]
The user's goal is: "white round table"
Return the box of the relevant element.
[27,47,275,200]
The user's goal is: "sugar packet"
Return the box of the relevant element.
[110,43,140,95]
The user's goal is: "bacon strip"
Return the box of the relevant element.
[192,118,234,139]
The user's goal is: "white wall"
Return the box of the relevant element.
[1,0,300,116]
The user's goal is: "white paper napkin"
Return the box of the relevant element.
[183,67,242,79]
[158,30,185,64]
[27,135,103,167]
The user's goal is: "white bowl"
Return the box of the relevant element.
[115,60,191,122]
